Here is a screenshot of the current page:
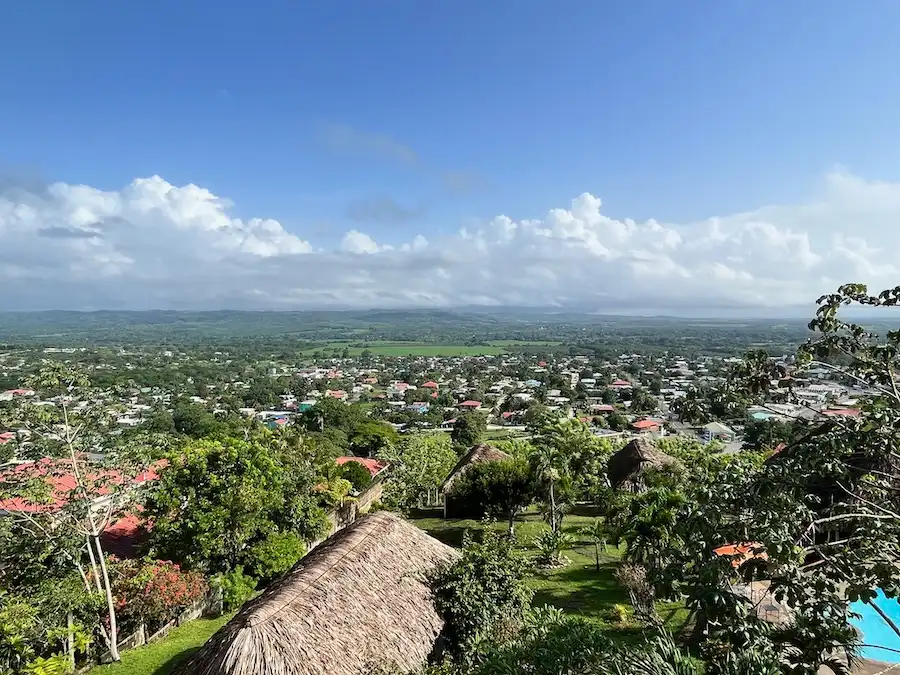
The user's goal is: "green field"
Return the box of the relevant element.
[411,507,690,642]
[90,613,233,675]
[300,341,511,357]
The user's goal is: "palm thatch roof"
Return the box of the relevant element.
[440,443,510,493]
[176,512,457,675]
[606,437,680,491]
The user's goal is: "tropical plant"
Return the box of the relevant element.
[534,528,574,568]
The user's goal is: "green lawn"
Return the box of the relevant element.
[90,613,233,675]
[410,506,691,643]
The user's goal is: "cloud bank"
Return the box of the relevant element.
[0,171,898,313]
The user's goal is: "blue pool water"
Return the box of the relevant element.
[851,590,900,663]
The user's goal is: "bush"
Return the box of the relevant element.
[245,531,306,583]
[213,567,257,611]
[113,559,208,630]
[428,528,532,656]
[340,461,373,492]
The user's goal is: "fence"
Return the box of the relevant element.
[308,471,385,551]
[92,472,386,667]
[96,587,223,665]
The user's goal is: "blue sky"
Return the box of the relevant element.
[2,2,900,311]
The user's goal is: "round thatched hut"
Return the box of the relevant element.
[440,443,510,517]
[176,512,457,675]
[606,437,681,492]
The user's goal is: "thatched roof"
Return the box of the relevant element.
[606,437,680,490]
[441,443,510,493]
[177,512,457,675]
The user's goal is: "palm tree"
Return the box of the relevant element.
[531,442,564,532]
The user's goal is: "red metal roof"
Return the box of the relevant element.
[0,458,166,513]
[632,419,660,429]
[422,381,438,388]
[459,400,482,407]
[336,456,387,477]
[822,408,860,417]
[713,542,768,568]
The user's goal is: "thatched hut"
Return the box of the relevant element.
[176,512,457,675]
[440,444,510,517]
[606,437,680,492]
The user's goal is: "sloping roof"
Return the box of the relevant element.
[606,437,680,490]
[336,456,387,478]
[0,458,166,513]
[441,444,510,493]
[178,512,456,675]
[632,419,660,430]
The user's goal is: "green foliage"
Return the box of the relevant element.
[212,567,257,611]
[245,531,306,583]
[533,529,575,567]
[111,559,208,631]
[451,412,486,449]
[428,528,533,657]
[340,460,373,492]
[378,433,457,512]
[145,436,328,574]
[446,459,536,533]
[348,421,398,458]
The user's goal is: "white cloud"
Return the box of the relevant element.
[1,171,900,312]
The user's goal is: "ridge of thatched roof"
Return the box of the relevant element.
[607,437,680,490]
[177,512,457,675]
[441,443,510,493]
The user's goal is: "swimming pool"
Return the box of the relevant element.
[850,589,900,663]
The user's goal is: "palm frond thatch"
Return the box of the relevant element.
[440,443,510,494]
[606,438,680,491]
[177,512,458,675]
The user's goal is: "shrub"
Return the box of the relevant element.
[534,529,574,568]
[340,461,373,492]
[113,559,208,630]
[428,527,532,657]
[213,567,257,611]
[245,531,306,583]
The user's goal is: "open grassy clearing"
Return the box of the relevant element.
[410,506,691,643]
[91,613,234,675]
[298,339,565,357]
[300,341,507,357]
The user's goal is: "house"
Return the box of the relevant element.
[632,419,662,434]
[406,402,430,414]
[458,400,482,410]
[175,513,457,675]
[0,432,15,446]
[326,389,348,400]
[702,421,736,443]
[610,379,632,390]
[0,388,36,402]
[336,456,388,478]
[421,381,439,390]
[821,407,861,419]
[0,458,165,515]
[590,404,615,413]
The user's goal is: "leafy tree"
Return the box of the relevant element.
[446,459,537,536]
[340,460,373,492]
[378,433,457,512]
[580,519,610,572]
[451,412,486,449]
[0,363,136,661]
[145,436,328,574]
[171,400,223,438]
[348,421,398,458]
[245,531,307,583]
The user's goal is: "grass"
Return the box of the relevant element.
[410,506,691,644]
[298,339,563,357]
[90,613,233,675]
